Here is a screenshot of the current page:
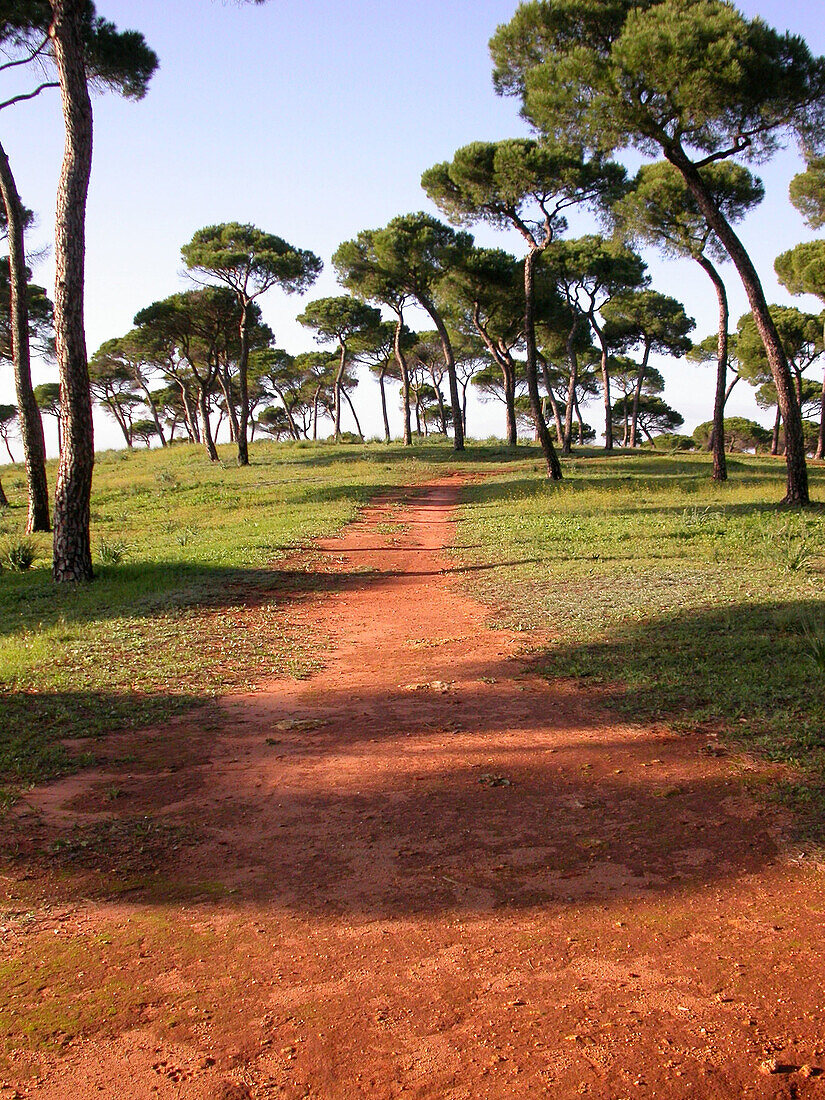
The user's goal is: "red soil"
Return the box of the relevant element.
[2,477,824,1099]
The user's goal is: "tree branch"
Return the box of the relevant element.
[0,81,59,111]
[0,34,51,73]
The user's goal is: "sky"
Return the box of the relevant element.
[2,0,825,454]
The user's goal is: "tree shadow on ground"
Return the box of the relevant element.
[0,675,783,918]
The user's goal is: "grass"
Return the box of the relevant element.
[0,437,504,783]
[453,449,825,836]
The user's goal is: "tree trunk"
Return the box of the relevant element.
[198,384,219,461]
[816,365,825,461]
[312,385,320,440]
[429,367,448,435]
[524,251,562,479]
[420,297,464,451]
[573,390,585,443]
[538,352,565,444]
[4,437,15,463]
[273,385,300,440]
[771,406,781,456]
[0,478,8,507]
[51,0,94,582]
[235,299,250,465]
[696,254,728,481]
[133,368,167,447]
[471,307,517,446]
[333,339,347,439]
[629,340,651,449]
[589,316,613,451]
[219,366,239,442]
[0,139,50,532]
[174,377,199,442]
[562,318,581,455]
[503,358,517,446]
[378,367,391,442]
[392,313,412,446]
[667,147,808,504]
[342,388,364,440]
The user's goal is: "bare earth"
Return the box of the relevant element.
[2,477,825,1099]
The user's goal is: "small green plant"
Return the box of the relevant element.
[772,518,815,573]
[800,615,825,674]
[3,538,37,572]
[97,538,128,566]
[175,525,199,546]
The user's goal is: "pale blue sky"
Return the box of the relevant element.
[2,0,824,451]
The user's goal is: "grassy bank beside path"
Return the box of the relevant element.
[454,451,825,834]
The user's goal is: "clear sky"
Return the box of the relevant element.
[2,0,825,453]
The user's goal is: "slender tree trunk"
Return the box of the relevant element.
[235,299,251,465]
[51,0,94,581]
[0,140,50,532]
[393,314,412,446]
[174,378,199,442]
[217,365,238,443]
[696,254,728,481]
[342,388,364,440]
[563,319,581,455]
[590,317,613,451]
[573,391,585,443]
[771,406,781,456]
[197,384,219,461]
[333,339,347,439]
[629,341,651,449]
[667,147,808,503]
[108,400,132,447]
[132,368,167,447]
[504,360,517,446]
[420,298,464,451]
[378,367,391,442]
[4,437,15,463]
[816,365,825,461]
[430,367,448,435]
[524,251,562,479]
[538,352,565,444]
[724,375,739,406]
[273,386,300,440]
[471,307,517,446]
[622,395,629,446]
[0,478,7,507]
[312,385,321,440]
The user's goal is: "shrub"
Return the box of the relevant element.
[3,538,37,572]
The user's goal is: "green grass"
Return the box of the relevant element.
[0,437,509,782]
[454,449,825,835]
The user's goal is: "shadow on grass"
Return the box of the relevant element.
[531,598,825,823]
[0,689,210,783]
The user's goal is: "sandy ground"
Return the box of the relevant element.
[1,476,824,1099]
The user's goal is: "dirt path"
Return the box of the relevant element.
[3,477,825,1099]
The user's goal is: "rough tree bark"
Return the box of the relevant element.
[51,0,95,581]
[0,140,51,532]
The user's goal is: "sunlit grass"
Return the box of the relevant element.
[455,450,825,835]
